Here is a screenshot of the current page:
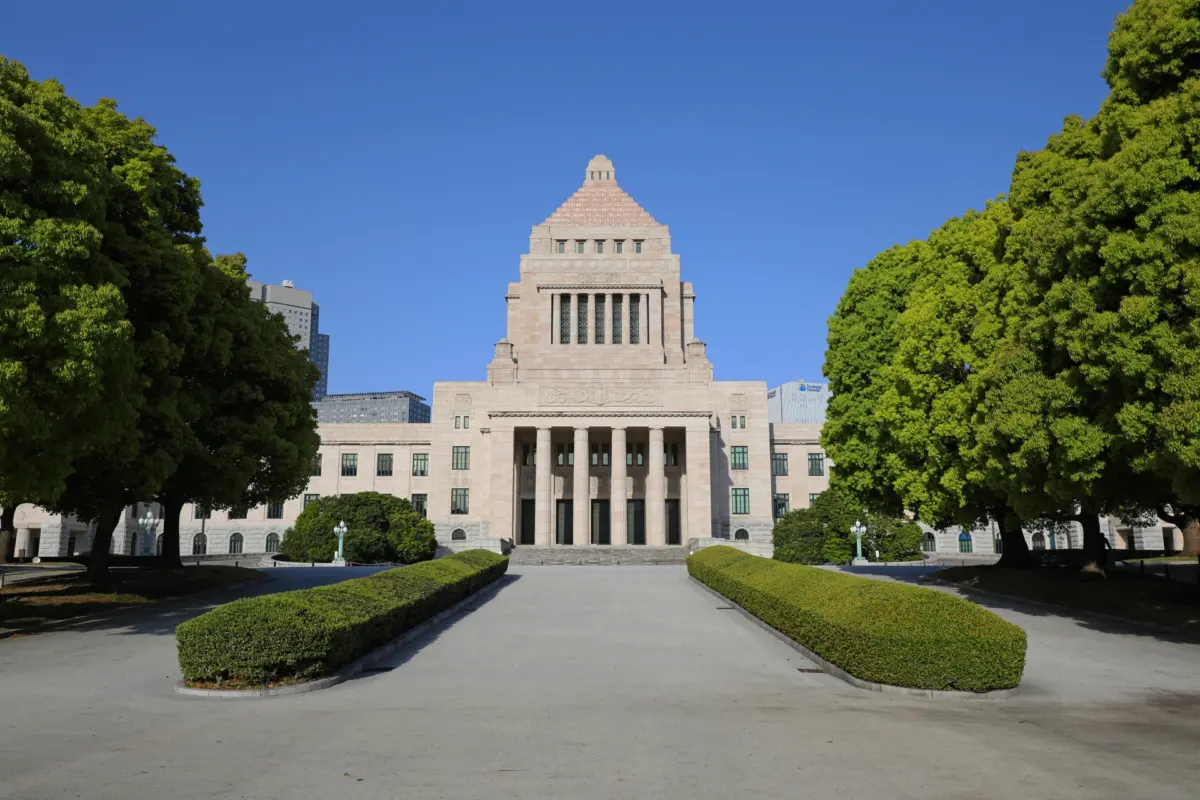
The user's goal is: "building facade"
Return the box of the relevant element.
[313,391,432,424]
[767,379,830,424]
[247,278,330,400]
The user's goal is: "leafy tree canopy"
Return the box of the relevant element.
[282,492,436,565]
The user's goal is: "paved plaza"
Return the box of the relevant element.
[1,565,1198,799]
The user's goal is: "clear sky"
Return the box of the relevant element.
[5,0,1131,401]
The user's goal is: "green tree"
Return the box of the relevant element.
[772,509,827,564]
[281,492,436,564]
[154,253,319,568]
[0,59,136,562]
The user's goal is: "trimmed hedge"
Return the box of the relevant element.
[176,550,508,686]
[688,546,1025,691]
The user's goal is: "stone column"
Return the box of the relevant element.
[550,293,558,345]
[685,424,712,546]
[648,288,659,350]
[644,293,652,346]
[535,427,552,546]
[490,426,516,543]
[568,293,577,345]
[647,426,665,546]
[610,427,627,545]
[573,427,590,545]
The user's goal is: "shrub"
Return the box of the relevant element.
[689,546,1025,691]
[774,484,925,564]
[280,492,436,564]
[176,549,507,686]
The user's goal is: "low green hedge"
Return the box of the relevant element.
[176,550,508,686]
[688,546,1025,692]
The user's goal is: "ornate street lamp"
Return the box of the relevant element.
[139,507,159,557]
[333,519,348,566]
[851,520,868,565]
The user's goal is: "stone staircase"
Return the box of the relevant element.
[508,545,690,566]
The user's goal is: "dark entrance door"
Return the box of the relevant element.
[591,500,611,545]
[627,499,646,545]
[665,499,681,545]
[519,499,535,545]
[556,499,573,545]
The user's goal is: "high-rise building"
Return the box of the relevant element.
[313,391,431,424]
[246,278,330,399]
[767,379,829,424]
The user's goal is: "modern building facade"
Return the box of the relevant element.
[247,278,330,400]
[767,379,830,424]
[313,391,432,424]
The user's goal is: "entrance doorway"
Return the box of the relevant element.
[519,499,535,545]
[627,499,645,545]
[591,500,611,545]
[665,499,681,546]
[556,499,574,545]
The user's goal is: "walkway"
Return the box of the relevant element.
[0,565,1198,799]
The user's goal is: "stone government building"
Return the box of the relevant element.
[9,156,1182,561]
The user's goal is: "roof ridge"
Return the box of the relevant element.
[538,155,660,227]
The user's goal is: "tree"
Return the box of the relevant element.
[772,509,827,564]
[772,483,916,565]
[0,59,136,562]
[48,98,209,580]
[281,492,436,564]
[154,253,319,568]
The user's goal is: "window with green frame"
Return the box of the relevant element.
[773,493,789,519]
[452,446,470,470]
[771,452,788,476]
[412,453,428,476]
[809,492,821,507]
[808,452,825,477]
[731,446,748,470]
[732,488,750,515]
[376,453,393,477]
[450,488,469,515]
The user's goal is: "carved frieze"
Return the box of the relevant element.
[453,393,473,410]
[539,385,663,407]
[729,393,748,410]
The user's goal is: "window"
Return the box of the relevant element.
[376,453,393,477]
[634,240,643,253]
[577,294,588,343]
[455,415,461,429]
[666,442,679,467]
[993,534,1004,554]
[591,443,599,466]
[630,295,640,344]
[772,452,788,476]
[734,528,749,541]
[615,240,624,254]
[602,444,610,466]
[557,443,575,466]
[311,454,322,477]
[451,488,469,514]
[341,453,358,477]
[463,415,469,429]
[560,293,571,345]
[774,494,790,519]
[557,240,566,254]
[575,240,585,254]
[740,415,746,428]
[732,488,750,515]
[228,507,246,520]
[522,443,533,466]
[731,446,748,470]
[265,532,280,553]
[595,240,604,254]
[808,452,825,477]
[412,453,428,476]
[958,532,974,554]
[595,294,605,343]
[194,505,210,520]
[730,415,737,429]
[922,532,936,552]
[267,501,284,519]
[192,533,207,555]
[452,446,471,470]
[451,528,467,541]
[1032,532,1046,551]
[809,492,821,506]
[612,294,623,343]
[304,493,319,508]
[411,494,427,518]
[228,532,244,555]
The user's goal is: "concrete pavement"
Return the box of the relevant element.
[1,564,1198,799]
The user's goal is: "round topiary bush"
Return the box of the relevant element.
[280,492,437,564]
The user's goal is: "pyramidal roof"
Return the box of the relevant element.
[540,155,660,227]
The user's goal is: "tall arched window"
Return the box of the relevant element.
[922,532,936,552]
[192,532,207,556]
[451,528,467,541]
[1032,532,1045,551]
[958,532,973,554]
[734,529,749,541]
[228,532,244,555]
[265,532,280,553]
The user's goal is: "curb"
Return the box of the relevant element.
[688,576,1020,700]
[174,574,509,699]
[931,578,1200,642]
[0,571,273,641]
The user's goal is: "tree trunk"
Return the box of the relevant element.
[1180,517,1200,557]
[87,507,123,583]
[995,508,1034,568]
[158,497,184,569]
[1078,510,1107,578]
[0,504,17,565]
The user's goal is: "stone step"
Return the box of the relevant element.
[508,545,690,566]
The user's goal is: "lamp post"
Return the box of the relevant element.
[139,507,159,557]
[851,520,868,565]
[333,520,348,566]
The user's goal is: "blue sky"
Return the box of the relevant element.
[6,0,1131,400]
